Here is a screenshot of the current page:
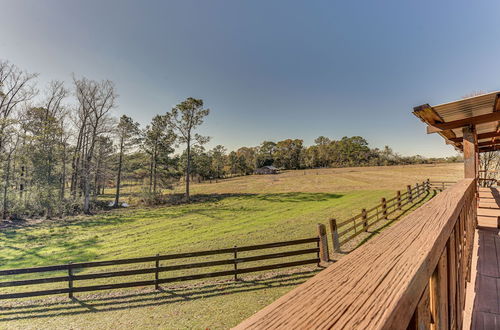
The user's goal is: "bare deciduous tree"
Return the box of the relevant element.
[0,61,37,220]
[74,77,116,213]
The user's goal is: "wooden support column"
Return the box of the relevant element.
[462,126,477,179]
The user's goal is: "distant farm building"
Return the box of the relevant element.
[255,166,279,175]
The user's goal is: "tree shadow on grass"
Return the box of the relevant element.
[1,192,344,232]
[0,270,320,322]
[0,237,100,269]
[255,192,343,203]
[0,192,343,271]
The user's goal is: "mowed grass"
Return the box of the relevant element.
[0,163,463,329]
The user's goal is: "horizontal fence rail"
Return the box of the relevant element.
[0,232,329,300]
[329,180,432,250]
[235,179,477,330]
[429,180,457,192]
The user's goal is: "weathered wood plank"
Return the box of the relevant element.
[430,248,449,329]
[447,229,457,330]
[407,285,432,330]
[463,126,477,179]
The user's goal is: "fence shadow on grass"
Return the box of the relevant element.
[0,269,320,322]
[0,191,341,269]
[355,189,437,248]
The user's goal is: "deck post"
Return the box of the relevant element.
[463,125,477,179]
[329,218,341,253]
[317,223,329,264]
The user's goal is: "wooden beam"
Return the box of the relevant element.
[413,104,457,141]
[477,140,500,147]
[427,112,500,133]
[494,93,500,112]
[463,126,477,178]
[478,145,500,153]
[449,131,500,143]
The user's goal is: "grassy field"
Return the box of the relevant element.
[0,163,462,329]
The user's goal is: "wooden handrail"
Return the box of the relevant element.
[235,179,476,329]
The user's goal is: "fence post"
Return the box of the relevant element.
[233,246,238,281]
[362,208,368,231]
[397,190,401,210]
[68,262,73,299]
[426,179,430,192]
[407,185,413,203]
[329,218,341,253]
[415,183,420,198]
[381,197,387,219]
[155,253,159,290]
[317,223,329,265]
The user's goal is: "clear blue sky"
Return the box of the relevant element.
[1,0,499,157]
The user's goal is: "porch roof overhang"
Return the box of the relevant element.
[413,91,500,153]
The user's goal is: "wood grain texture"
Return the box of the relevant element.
[471,227,500,330]
[463,126,477,179]
[235,179,475,330]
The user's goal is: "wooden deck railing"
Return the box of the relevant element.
[235,179,477,329]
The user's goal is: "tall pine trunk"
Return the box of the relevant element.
[2,150,14,220]
[114,141,124,207]
[60,142,67,202]
[185,139,190,202]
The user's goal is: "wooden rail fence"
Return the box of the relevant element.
[329,180,431,251]
[235,179,477,329]
[429,180,457,192]
[0,226,329,300]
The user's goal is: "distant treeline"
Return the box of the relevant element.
[119,136,462,185]
[0,59,461,219]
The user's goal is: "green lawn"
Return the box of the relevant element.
[0,163,463,329]
[1,190,392,269]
